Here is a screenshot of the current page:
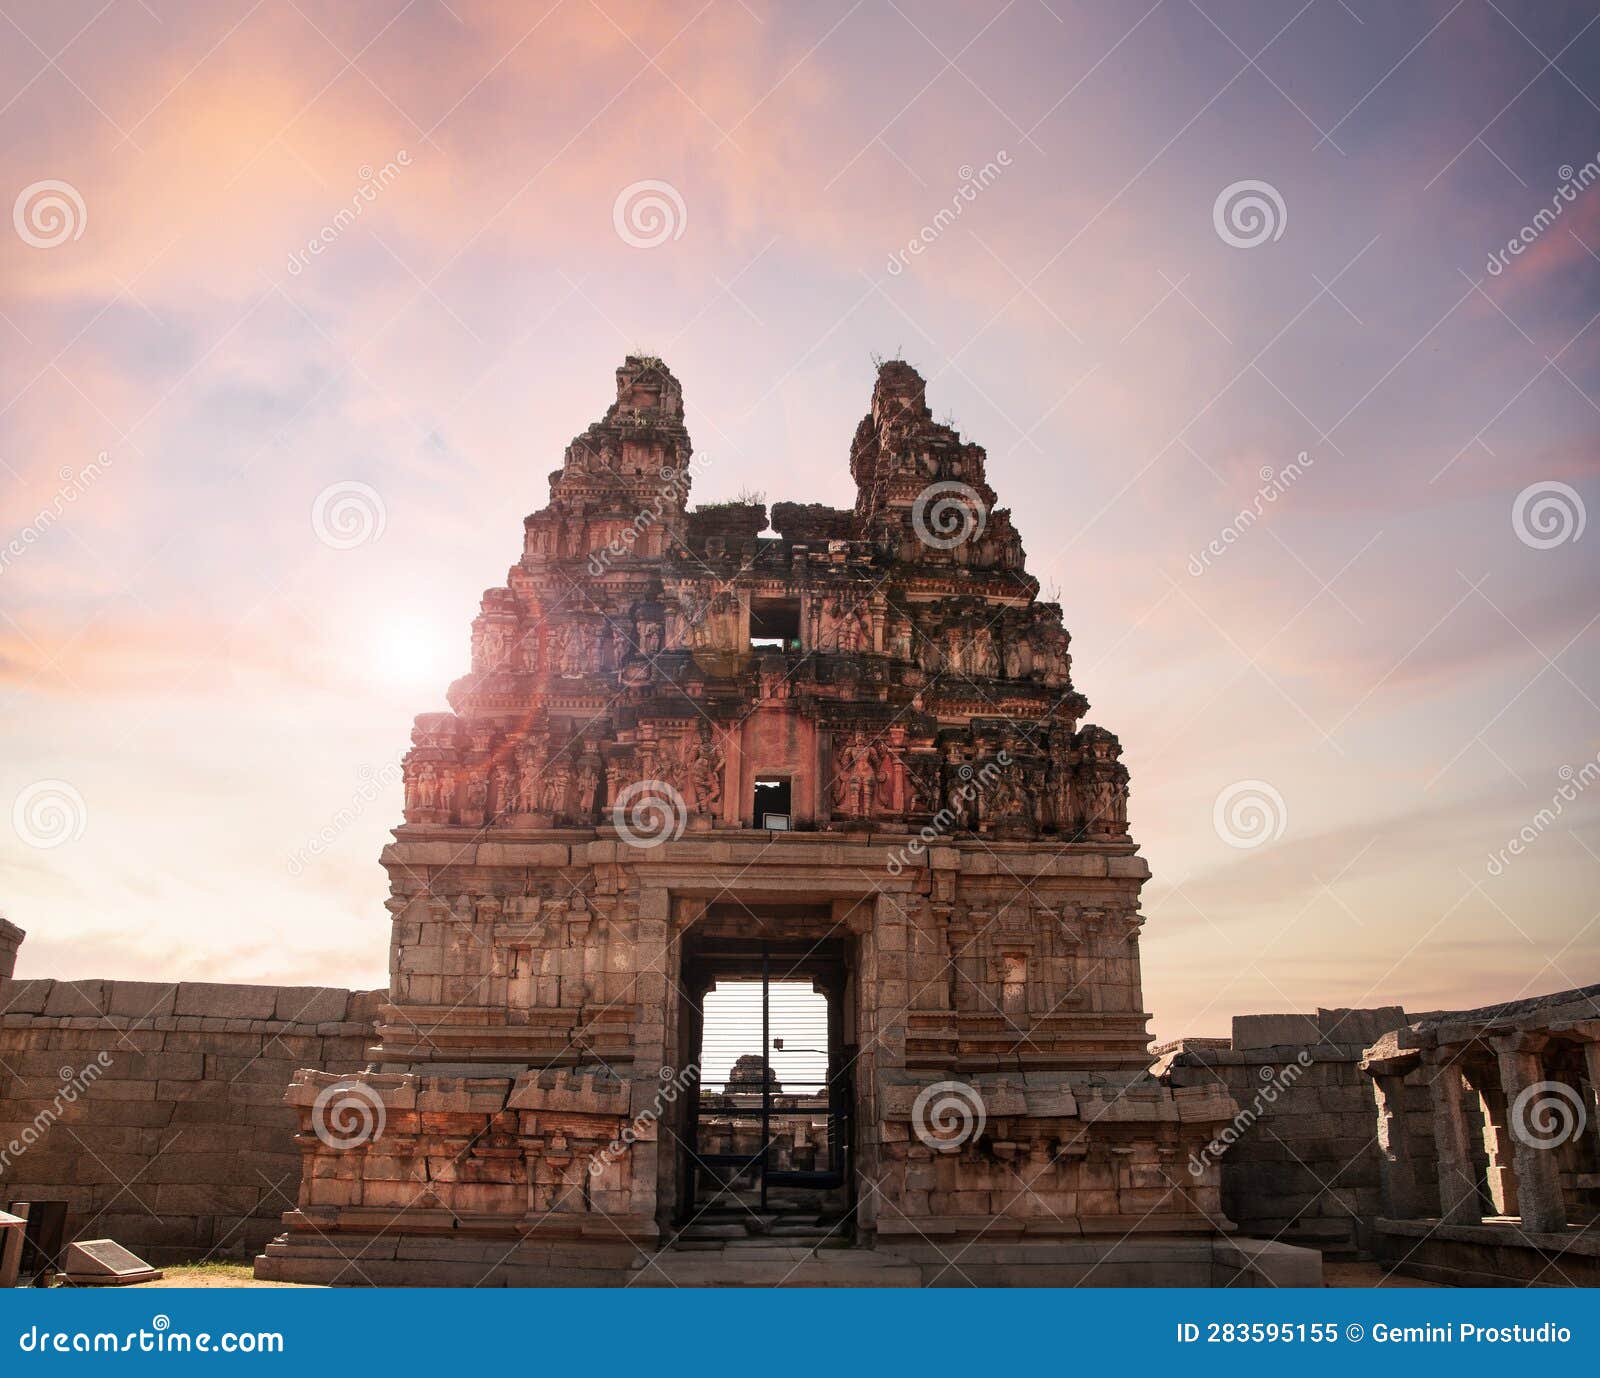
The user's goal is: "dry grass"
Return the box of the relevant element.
[134,1262,312,1288]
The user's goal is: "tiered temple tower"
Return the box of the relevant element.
[258,358,1242,1286]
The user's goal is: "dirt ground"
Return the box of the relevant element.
[1322,1260,1444,1288]
[104,1263,310,1289]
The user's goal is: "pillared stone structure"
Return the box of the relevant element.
[257,357,1290,1286]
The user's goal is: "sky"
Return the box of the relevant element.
[1,0,1597,1043]
[702,983,829,1093]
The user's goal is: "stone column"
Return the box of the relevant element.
[842,895,882,1237]
[1474,1080,1520,1218]
[1426,1054,1481,1225]
[1494,1035,1567,1234]
[1582,1038,1600,1167]
[629,885,673,1228]
[1371,1072,1420,1219]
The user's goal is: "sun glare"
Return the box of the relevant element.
[368,613,460,694]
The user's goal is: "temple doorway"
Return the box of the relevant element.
[674,925,855,1245]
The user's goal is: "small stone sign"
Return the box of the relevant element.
[62,1239,163,1286]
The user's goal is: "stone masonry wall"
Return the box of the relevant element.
[1160,1007,1439,1259]
[0,961,381,1266]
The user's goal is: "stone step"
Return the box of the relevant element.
[635,1246,922,1288]
[717,1235,830,1248]
[676,1223,749,1241]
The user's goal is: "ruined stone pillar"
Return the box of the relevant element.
[0,917,22,982]
[1371,1072,1420,1219]
[1494,1035,1567,1234]
[1426,1054,1481,1225]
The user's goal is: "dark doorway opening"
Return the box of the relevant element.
[753,776,792,829]
[749,598,801,651]
[676,932,854,1246]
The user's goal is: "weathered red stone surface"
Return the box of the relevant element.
[257,358,1251,1286]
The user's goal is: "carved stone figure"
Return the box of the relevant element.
[828,598,868,653]
[1003,635,1025,680]
[557,624,589,677]
[478,624,507,670]
[668,591,710,648]
[572,761,600,821]
[540,763,569,817]
[907,756,940,814]
[832,732,877,819]
[516,738,547,814]
[944,626,967,675]
[889,616,913,662]
[970,626,998,679]
[636,613,663,656]
[1046,743,1075,833]
[986,760,1027,823]
[686,733,724,816]
[1092,771,1127,833]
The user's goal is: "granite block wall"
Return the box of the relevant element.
[0,954,381,1265]
[1158,1006,1439,1258]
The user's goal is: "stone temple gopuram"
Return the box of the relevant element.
[255,357,1314,1286]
